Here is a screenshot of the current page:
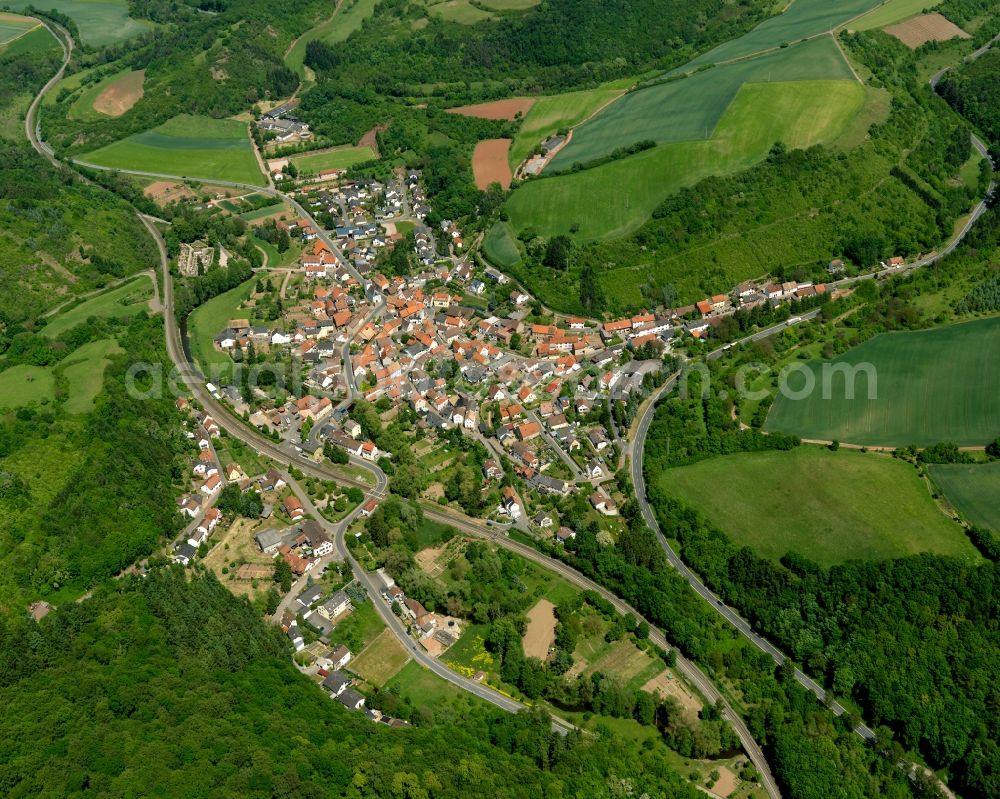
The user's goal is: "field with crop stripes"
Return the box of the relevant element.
[929,462,1000,532]
[508,64,865,242]
[765,316,1000,447]
[81,115,265,185]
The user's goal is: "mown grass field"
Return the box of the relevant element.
[765,317,1000,447]
[349,628,411,687]
[81,115,264,185]
[550,36,854,170]
[851,0,941,31]
[508,85,627,168]
[508,66,865,241]
[289,145,377,173]
[682,0,882,69]
[929,462,1000,532]
[187,276,256,374]
[42,275,153,338]
[60,339,122,414]
[0,364,56,409]
[6,0,155,47]
[659,447,978,565]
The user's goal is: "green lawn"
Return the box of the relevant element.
[550,36,855,171]
[289,146,377,174]
[43,274,153,338]
[81,115,264,185]
[327,600,385,652]
[929,462,1000,532]
[0,364,56,410]
[349,629,411,687]
[509,68,865,241]
[659,447,978,565]
[187,276,256,374]
[765,316,1000,447]
[6,0,155,47]
[61,338,122,414]
[851,0,940,30]
[391,659,490,711]
[682,0,882,69]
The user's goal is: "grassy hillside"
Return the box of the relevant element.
[659,447,976,565]
[682,0,882,69]
[765,316,1000,447]
[930,461,1000,531]
[0,142,158,325]
[81,115,265,185]
[508,84,627,168]
[549,36,855,170]
[509,66,866,243]
[6,0,154,47]
[851,0,940,31]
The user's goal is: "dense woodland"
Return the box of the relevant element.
[0,315,188,613]
[637,212,1000,798]
[305,0,768,98]
[0,569,712,798]
[938,47,1000,151]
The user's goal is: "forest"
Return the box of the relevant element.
[40,0,329,152]
[0,314,189,613]
[304,0,769,98]
[0,568,711,798]
[635,207,1000,798]
[0,140,157,327]
[938,47,1000,150]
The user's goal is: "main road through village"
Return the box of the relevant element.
[25,16,997,799]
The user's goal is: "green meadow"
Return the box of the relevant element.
[682,0,882,69]
[5,0,155,47]
[42,275,153,339]
[930,462,1000,532]
[508,85,627,169]
[0,13,39,46]
[765,317,1000,447]
[550,36,854,170]
[289,145,377,173]
[850,0,940,31]
[659,447,977,565]
[81,115,265,185]
[507,65,865,242]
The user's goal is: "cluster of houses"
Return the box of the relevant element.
[255,514,336,576]
[375,569,464,656]
[256,99,311,144]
